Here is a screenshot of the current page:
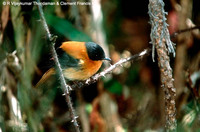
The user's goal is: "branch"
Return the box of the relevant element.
[171,25,200,38]
[36,1,80,132]
[148,0,177,131]
[71,48,151,90]
[148,0,176,62]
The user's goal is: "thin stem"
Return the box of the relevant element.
[36,1,80,131]
[171,26,200,38]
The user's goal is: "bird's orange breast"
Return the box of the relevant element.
[61,41,103,80]
[63,60,102,80]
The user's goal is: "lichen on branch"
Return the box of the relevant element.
[148,0,177,131]
[148,0,175,62]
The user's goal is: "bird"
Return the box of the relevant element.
[36,41,111,87]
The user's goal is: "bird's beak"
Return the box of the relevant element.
[103,57,112,61]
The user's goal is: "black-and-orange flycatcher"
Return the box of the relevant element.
[36,41,111,87]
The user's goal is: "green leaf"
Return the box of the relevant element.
[85,103,92,113]
[45,14,91,42]
[105,80,122,95]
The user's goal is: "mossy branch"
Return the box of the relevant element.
[148,0,177,131]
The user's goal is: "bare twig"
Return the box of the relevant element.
[88,49,150,81]
[36,1,80,131]
[171,26,200,38]
[71,48,151,90]
[148,0,177,131]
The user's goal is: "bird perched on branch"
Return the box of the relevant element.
[36,41,111,87]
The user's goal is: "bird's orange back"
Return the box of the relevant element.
[60,41,88,60]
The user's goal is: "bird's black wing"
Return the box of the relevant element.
[56,48,80,69]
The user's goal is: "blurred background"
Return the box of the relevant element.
[0,0,200,131]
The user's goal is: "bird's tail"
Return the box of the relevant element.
[35,68,56,88]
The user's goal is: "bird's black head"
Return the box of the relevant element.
[86,42,111,61]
